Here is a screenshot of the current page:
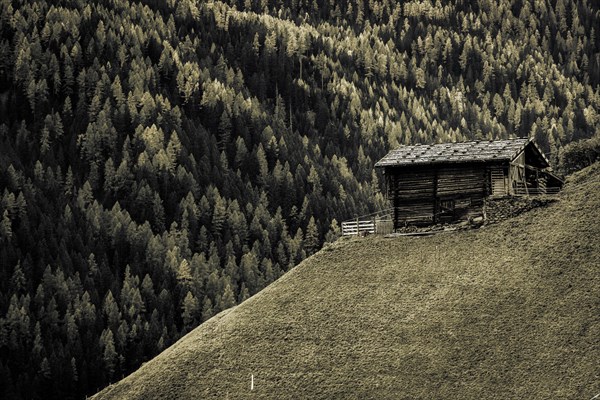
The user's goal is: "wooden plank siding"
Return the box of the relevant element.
[385,163,493,228]
[393,200,435,226]
[490,166,507,196]
[437,167,486,196]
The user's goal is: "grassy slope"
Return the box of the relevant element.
[94,165,600,400]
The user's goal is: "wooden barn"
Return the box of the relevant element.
[375,138,563,229]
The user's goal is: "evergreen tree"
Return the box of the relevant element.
[304,216,319,255]
[181,291,199,330]
[100,328,117,380]
[219,283,236,311]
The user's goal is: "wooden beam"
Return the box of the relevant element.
[433,167,439,224]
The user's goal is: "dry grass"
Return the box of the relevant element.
[94,164,600,400]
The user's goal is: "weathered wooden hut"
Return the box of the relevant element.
[375,138,563,228]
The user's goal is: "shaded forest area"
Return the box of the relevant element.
[0,0,598,398]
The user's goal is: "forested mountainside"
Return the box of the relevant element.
[0,0,598,399]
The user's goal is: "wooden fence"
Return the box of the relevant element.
[341,211,394,236]
[341,220,375,236]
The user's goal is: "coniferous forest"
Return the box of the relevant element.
[0,0,598,398]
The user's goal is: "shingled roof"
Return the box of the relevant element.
[375,138,548,168]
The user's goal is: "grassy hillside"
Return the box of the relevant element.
[2,0,599,397]
[94,165,600,400]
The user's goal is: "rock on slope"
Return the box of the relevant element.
[94,165,600,400]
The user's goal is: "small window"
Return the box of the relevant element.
[440,199,455,213]
[438,199,455,221]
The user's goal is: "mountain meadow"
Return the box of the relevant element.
[0,0,599,398]
[93,161,600,400]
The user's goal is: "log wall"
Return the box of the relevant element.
[385,163,498,228]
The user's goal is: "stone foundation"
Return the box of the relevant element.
[484,196,557,225]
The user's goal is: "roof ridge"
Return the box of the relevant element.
[375,138,539,168]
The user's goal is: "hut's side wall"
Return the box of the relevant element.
[385,164,489,229]
[386,168,435,227]
[437,166,486,196]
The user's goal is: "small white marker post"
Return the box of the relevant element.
[250,374,254,391]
